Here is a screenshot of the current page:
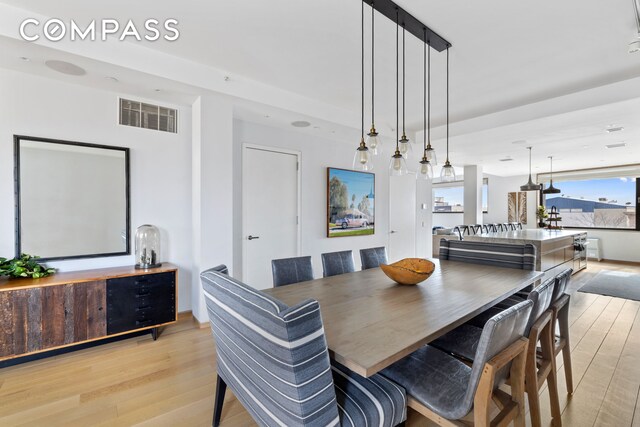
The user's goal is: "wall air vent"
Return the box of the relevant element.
[605,143,626,149]
[119,98,177,133]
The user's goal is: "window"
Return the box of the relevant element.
[119,98,177,133]
[433,178,488,213]
[538,165,639,230]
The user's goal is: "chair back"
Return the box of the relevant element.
[271,256,314,287]
[439,240,536,270]
[552,268,573,302]
[200,270,339,426]
[360,247,388,270]
[523,278,555,335]
[321,250,355,277]
[459,300,533,416]
[202,264,229,275]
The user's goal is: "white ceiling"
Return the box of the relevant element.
[0,0,639,176]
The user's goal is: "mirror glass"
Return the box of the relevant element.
[15,136,130,260]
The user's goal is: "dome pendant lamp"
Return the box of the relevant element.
[418,29,433,180]
[353,0,372,171]
[398,25,412,159]
[542,156,561,194]
[440,47,456,182]
[520,146,541,191]
[389,8,408,176]
[366,2,380,154]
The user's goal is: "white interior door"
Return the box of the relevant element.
[243,146,299,289]
[389,173,417,262]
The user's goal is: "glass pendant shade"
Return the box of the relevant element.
[440,161,456,182]
[425,145,437,165]
[418,158,433,180]
[389,151,408,176]
[353,140,373,171]
[366,127,380,155]
[399,135,411,158]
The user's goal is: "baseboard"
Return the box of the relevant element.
[599,259,640,266]
[177,310,209,329]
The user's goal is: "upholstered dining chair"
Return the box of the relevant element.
[381,300,533,427]
[200,268,407,427]
[433,278,561,427]
[271,256,314,287]
[360,247,388,270]
[321,250,355,277]
[201,264,229,275]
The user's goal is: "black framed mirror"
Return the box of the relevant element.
[14,135,130,261]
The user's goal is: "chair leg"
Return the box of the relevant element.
[542,322,562,426]
[558,304,574,395]
[213,375,227,427]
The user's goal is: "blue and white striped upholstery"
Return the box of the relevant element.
[439,240,536,271]
[201,269,406,427]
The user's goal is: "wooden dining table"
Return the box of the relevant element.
[263,258,544,377]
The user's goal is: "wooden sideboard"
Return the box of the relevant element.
[0,264,177,362]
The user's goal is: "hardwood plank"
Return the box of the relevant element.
[73,282,88,342]
[63,284,75,345]
[86,280,107,339]
[0,289,14,357]
[26,287,42,352]
[12,289,29,355]
[42,285,66,348]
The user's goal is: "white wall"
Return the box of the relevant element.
[233,119,395,278]
[0,69,194,311]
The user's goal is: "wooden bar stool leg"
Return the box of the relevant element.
[558,303,573,395]
[542,321,562,426]
[525,335,543,427]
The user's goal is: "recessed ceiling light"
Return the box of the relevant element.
[291,120,311,128]
[45,60,86,76]
[605,126,624,133]
[105,76,119,83]
[606,142,626,149]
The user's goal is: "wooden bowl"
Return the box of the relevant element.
[380,258,436,285]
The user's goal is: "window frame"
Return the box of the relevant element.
[536,164,639,232]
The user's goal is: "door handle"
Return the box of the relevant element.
[390,230,397,234]
[248,235,260,240]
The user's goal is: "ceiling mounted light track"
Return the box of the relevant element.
[520,146,541,191]
[542,156,561,194]
[361,0,451,51]
[418,28,433,180]
[353,0,373,171]
[389,8,408,176]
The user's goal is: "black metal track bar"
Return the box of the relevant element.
[362,0,451,52]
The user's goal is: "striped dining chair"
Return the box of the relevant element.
[200,268,407,427]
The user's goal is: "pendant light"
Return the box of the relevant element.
[389,8,408,176]
[418,29,433,180]
[398,25,412,159]
[542,156,561,194]
[440,47,455,182]
[520,146,541,191]
[366,2,380,154]
[353,0,372,171]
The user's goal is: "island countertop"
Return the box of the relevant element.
[464,229,584,244]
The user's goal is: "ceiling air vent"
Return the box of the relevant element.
[499,157,513,162]
[119,98,177,133]
[605,143,626,149]
[605,126,624,133]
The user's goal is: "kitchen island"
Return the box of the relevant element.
[465,229,587,275]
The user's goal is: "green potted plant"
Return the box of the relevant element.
[536,205,548,228]
[0,254,55,279]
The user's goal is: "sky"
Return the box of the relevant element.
[330,167,374,202]
[433,184,488,209]
[547,177,636,205]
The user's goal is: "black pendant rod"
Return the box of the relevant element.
[362,0,451,52]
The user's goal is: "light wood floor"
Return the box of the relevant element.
[1,261,639,427]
